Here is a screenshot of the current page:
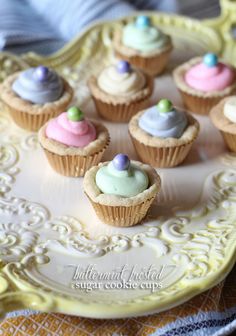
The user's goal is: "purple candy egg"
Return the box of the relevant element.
[113,154,130,171]
[35,66,49,81]
[116,60,131,74]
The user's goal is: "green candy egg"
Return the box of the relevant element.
[157,99,173,113]
[67,106,84,121]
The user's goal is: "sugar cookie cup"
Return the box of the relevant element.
[88,60,153,123]
[173,53,236,116]
[210,96,236,152]
[113,16,172,76]
[0,66,73,131]
[84,154,161,227]
[38,106,110,177]
[129,99,200,168]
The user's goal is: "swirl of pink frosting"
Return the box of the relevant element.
[46,112,96,147]
[185,62,234,92]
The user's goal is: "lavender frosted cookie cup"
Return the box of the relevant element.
[0,66,73,131]
[128,99,200,168]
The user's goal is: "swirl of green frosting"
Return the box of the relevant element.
[122,18,170,53]
[95,157,149,197]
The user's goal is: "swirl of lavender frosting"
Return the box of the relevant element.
[138,105,188,138]
[12,66,63,104]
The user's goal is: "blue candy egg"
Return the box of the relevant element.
[136,16,150,29]
[203,53,218,67]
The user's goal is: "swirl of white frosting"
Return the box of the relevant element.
[224,97,236,123]
[97,65,146,96]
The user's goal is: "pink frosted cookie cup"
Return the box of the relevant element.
[38,107,110,177]
[173,54,236,115]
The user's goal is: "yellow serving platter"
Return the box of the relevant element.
[0,0,236,319]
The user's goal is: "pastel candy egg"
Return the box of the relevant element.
[136,16,150,29]
[117,60,131,74]
[203,53,218,67]
[113,154,130,171]
[67,106,84,122]
[157,99,173,113]
[35,66,49,81]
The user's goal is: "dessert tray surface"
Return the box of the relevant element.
[0,3,236,319]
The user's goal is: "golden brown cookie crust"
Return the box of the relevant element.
[113,29,173,58]
[173,57,236,98]
[83,160,161,206]
[0,72,73,115]
[88,71,153,105]
[128,110,200,147]
[38,120,110,156]
[210,96,236,134]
